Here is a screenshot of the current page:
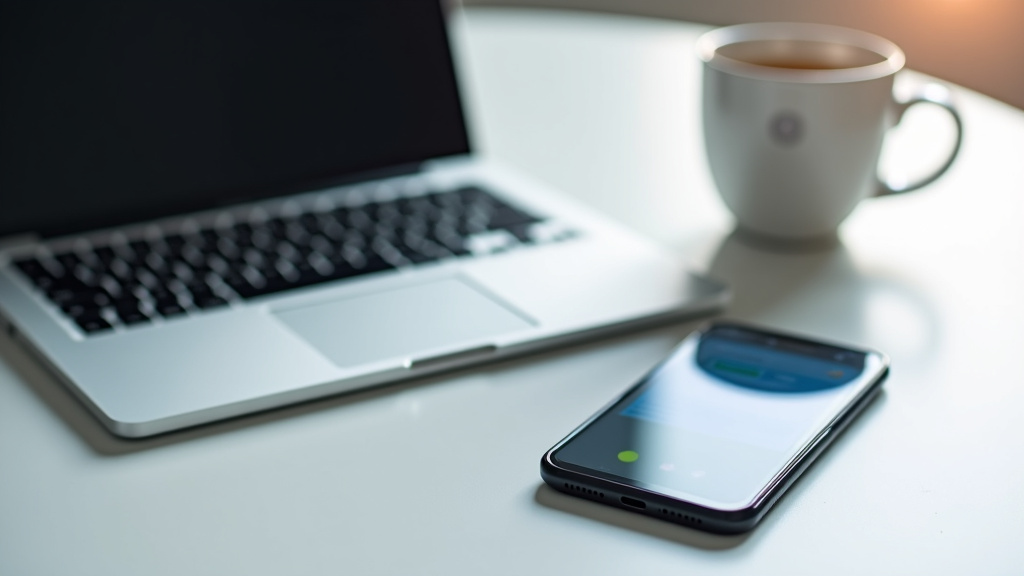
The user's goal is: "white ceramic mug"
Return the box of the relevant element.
[697,23,962,243]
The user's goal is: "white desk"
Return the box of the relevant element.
[3,8,1023,575]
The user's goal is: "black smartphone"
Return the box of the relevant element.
[541,321,889,534]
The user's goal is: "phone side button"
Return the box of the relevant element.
[805,427,833,456]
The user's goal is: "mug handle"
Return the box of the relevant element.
[876,83,964,196]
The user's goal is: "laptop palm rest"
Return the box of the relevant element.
[272,277,535,368]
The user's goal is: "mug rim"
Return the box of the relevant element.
[697,22,905,84]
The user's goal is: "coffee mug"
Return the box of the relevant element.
[697,23,962,243]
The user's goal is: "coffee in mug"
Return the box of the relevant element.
[697,23,962,244]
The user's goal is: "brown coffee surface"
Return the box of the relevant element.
[716,40,886,71]
[738,57,845,70]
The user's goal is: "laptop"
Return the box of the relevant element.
[0,1,728,437]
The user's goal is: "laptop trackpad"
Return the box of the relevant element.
[272,277,535,368]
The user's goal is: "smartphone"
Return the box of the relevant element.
[541,321,889,534]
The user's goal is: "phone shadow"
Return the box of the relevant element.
[532,387,888,552]
[532,483,751,550]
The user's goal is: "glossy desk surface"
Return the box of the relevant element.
[3,8,1022,575]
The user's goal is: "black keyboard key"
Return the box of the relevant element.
[169,261,196,283]
[505,223,535,244]
[211,237,239,260]
[165,234,186,250]
[486,204,539,230]
[298,213,322,233]
[192,295,228,310]
[288,269,329,289]
[14,258,60,290]
[14,258,48,279]
[430,226,470,255]
[317,263,359,283]
[250,229,275,250]
[457,216,490,236]
[358,254,395,274]
[143,249,168,269]
[75,314,113,333]
[110,246,137,265]
[107,258,135,281]
[62,301,100,319]
[391,234,441,264]
[284,222,311,245]
[48,285,108,307]
[345,208,375,231]
[266,218,288,239]
[144,284,175,302]
[128,239,151,253]
[455,186,486,203]
[442,243,470,257]
[118,309,150,325]
[112,295,142,311]
[401,250,434,265]
[155,297,187,317]
[94,246,117,265]
[232,222,254,240]
[224,275,263,299]
[67,262,100,286]
[96,275,126,298]
[292,260,318,280]
[183,281,216,303]
[112,297,148,324]
[257,273,294,296]
[199,229,220,247]
[54,252,82,275]
[18,184,551,331]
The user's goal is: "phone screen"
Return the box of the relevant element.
[550,324,886,511]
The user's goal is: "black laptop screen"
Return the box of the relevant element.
[0,1,470,238]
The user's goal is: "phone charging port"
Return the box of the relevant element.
[620,496,646,509]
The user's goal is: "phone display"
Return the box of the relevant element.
[541,321,889,533]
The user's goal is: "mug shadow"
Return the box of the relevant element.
[704,228,940,361]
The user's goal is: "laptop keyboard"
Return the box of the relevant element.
[11,186,569,335]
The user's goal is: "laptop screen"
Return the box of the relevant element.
[0,1,470,238]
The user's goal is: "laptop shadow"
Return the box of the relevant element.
[0,334,452,455]
[0,328,509,456]
[0,318,707,457]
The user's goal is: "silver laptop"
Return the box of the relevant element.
[0,1,727,437]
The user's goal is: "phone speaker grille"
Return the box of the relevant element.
[660,507,704,526]
[563,482,604,499]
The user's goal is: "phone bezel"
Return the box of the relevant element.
[539,320,890,534]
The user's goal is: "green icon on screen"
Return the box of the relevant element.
[617,450,639,463]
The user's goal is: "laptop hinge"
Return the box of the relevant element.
[0,233,41,252]
[421,154,475,171]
